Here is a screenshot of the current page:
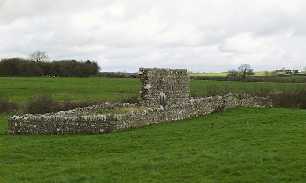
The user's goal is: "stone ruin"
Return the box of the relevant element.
[139,68,190,109]
[8,68,272,135]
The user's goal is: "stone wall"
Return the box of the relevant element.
[8,93,271,135]
[8,68,272,135]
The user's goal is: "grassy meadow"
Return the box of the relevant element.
[191,80,306,96]
[1,108,306,182]
[190,71,268,77]
[1,77,305,105]
[1,77,306,182]
[0,77,140,103]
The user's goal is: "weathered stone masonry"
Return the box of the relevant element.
[8,68,272,135]
[139,68,190,109]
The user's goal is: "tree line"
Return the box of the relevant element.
[0,52,99,77]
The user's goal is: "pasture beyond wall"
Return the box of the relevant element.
[8,68,272,135]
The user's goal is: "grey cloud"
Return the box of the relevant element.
[1,0,306,72]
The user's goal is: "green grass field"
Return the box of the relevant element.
[191,72,228,77]
[0,77,305,104]
[1,77,306,182]
[0,77,140,103]
[0,108,306,182]
[191,80,306,96]
[190,71,267,77]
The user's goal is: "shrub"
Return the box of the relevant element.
[98,72,137,78]
[0,98,17,113]
[270,90,306,109]
[121,96,139,104]
[24,95,56,114]
[23,97,104,114]
[55,100,98,111]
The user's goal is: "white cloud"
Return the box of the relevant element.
[1,0,306,72]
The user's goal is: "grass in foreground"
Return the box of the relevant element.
[0,108,306,183]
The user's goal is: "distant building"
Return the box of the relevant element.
[274,69,299,75]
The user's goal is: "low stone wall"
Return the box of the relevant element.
[8,94,272,135]
[8,68,272,135]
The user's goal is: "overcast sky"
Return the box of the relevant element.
[1,0,306,72]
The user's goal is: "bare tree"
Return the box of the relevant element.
[238,64,254,79]
[29,51,49,62]
[227,69,239,79]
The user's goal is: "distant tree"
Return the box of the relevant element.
[264,71,270,77]
[238,64,254,79]
[29,51,49,62]
[0,58,99,77]
[227,69,239,79]
[0,58,43,76]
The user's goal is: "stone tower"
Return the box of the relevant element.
[139,68,190,109]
